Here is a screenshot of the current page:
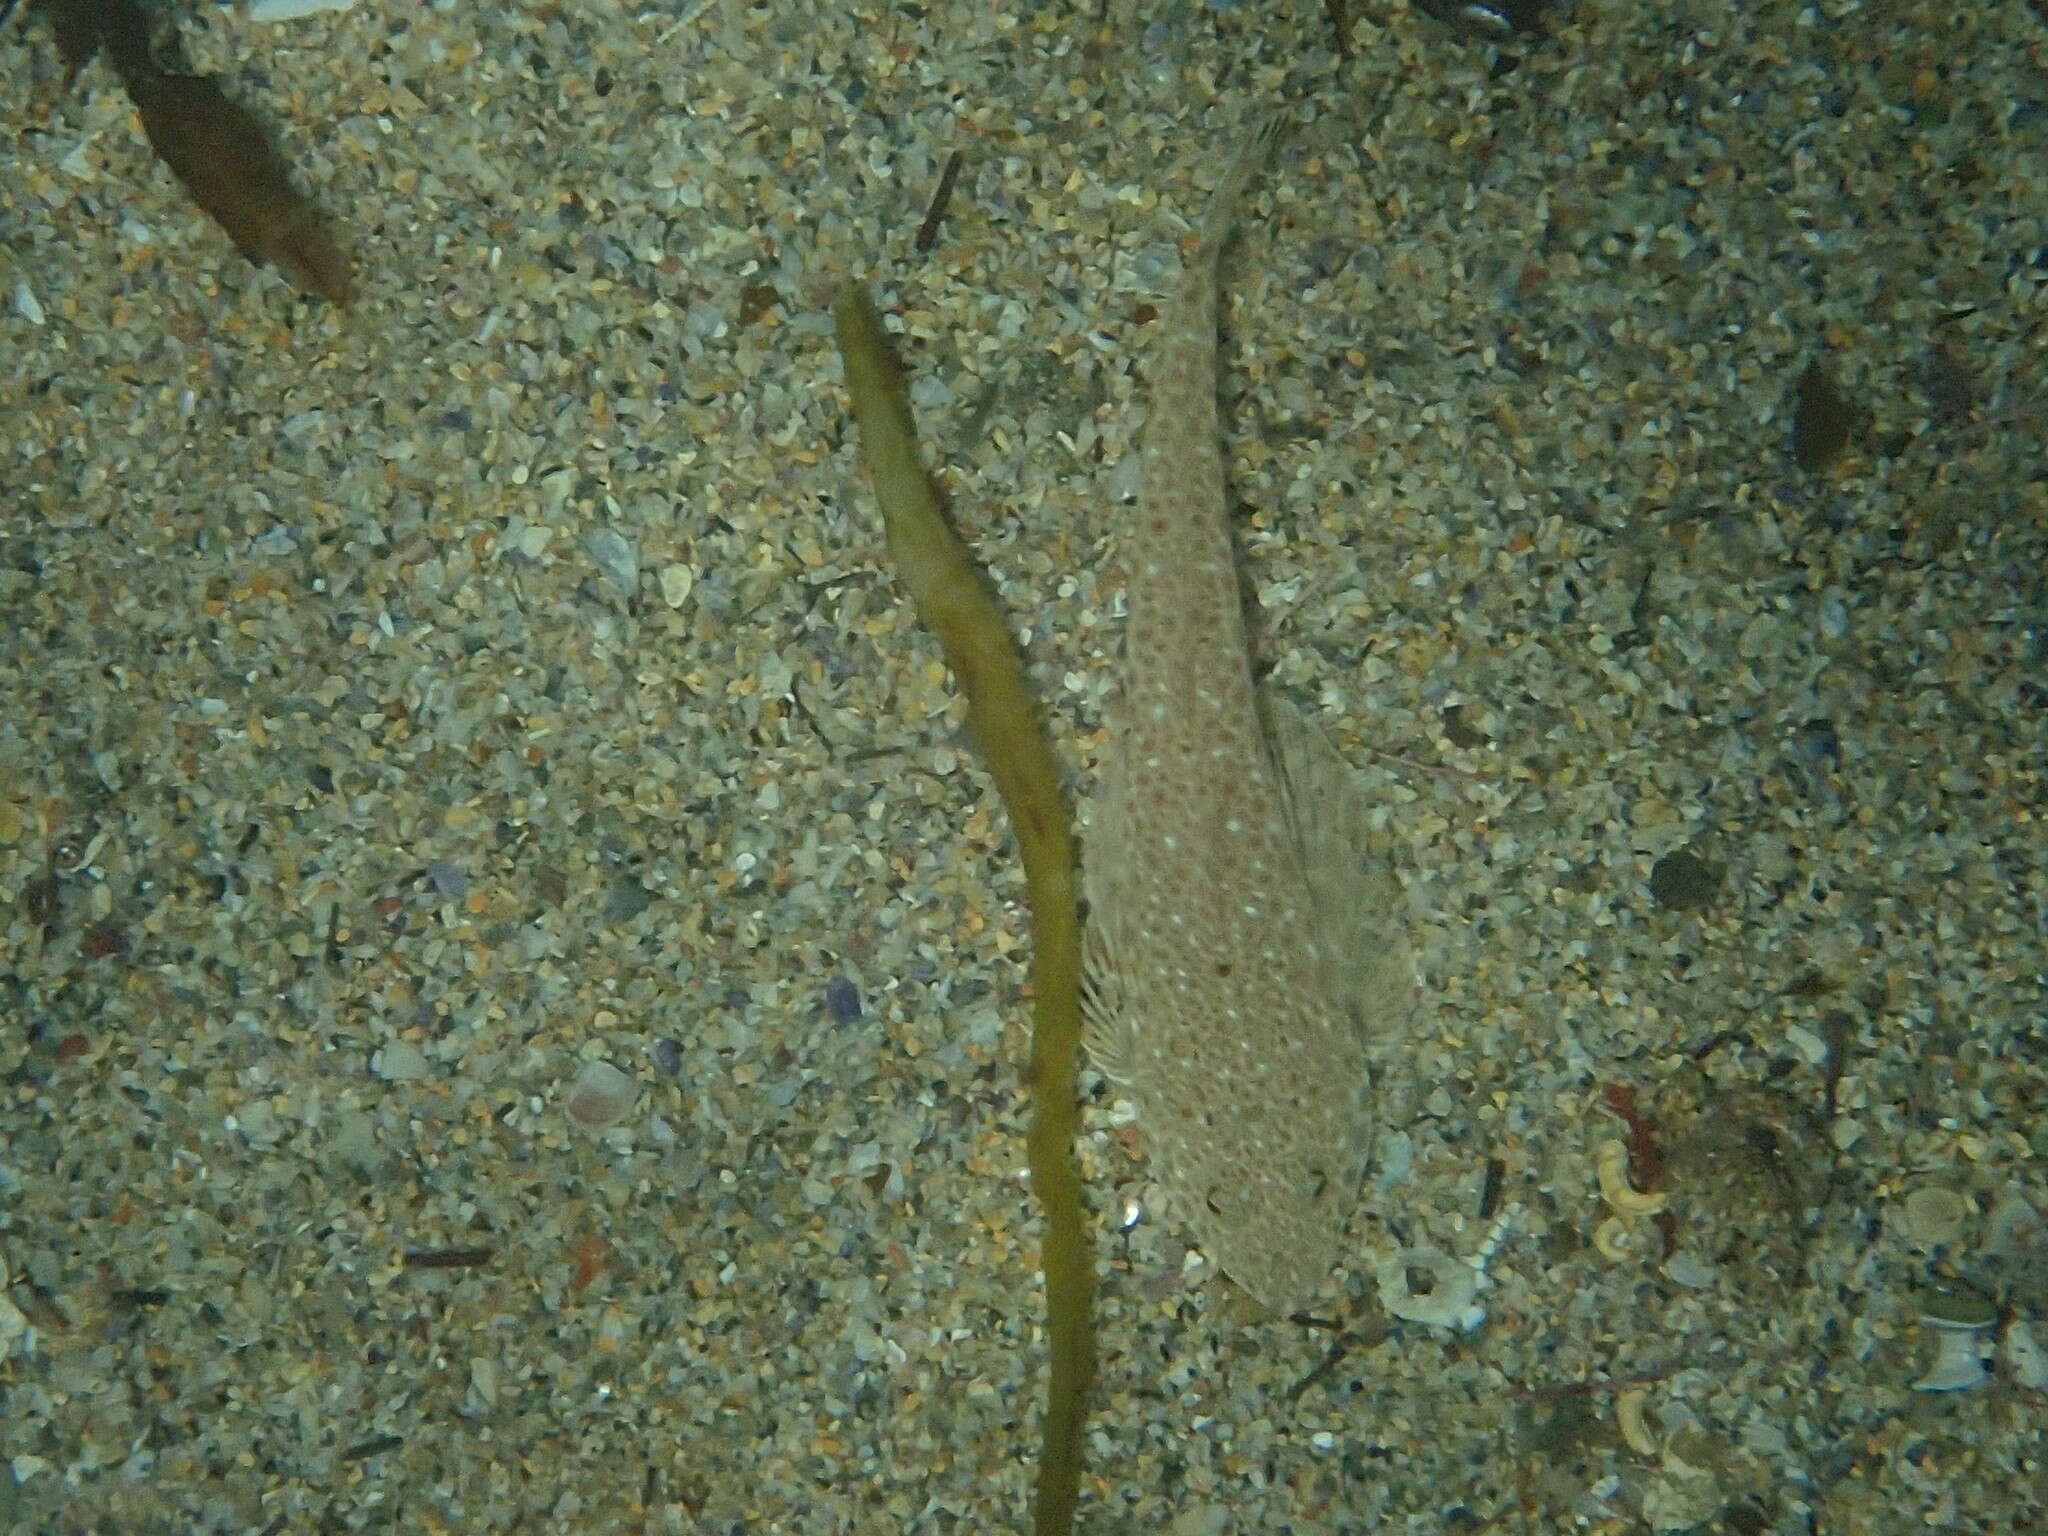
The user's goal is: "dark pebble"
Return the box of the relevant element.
[1650,848,1723,911]
[603,875,654,924]
[1792,361,1855,472]
[824,976,864,1024]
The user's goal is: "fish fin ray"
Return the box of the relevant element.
[1079,909,1135,1086]
[1080,737,1138,1085]
[1263,694,1416,1048]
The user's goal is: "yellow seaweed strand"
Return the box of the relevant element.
[833,285,1092,1536]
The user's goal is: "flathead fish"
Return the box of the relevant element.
[1084,121,1407,1314]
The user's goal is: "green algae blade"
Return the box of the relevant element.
[834,285,1092,1536]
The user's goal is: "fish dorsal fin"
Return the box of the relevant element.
[1262,694,1416,1047]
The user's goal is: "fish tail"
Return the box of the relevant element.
[1194,109,1290,265]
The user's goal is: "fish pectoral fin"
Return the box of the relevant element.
[1079,735,1140,1084]
[1263,693,1416,1043]
[1079,896,1136,1085]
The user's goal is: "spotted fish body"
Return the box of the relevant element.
[1084,124,1393,1314]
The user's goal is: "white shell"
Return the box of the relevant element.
[1661,1250,1720,1289]
[1596,1139,1668,1217]
[1376,1245,1482,1331]
[1894,1185,1971,1249]
[1594,1215,1647,1262]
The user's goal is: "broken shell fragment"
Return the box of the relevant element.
[1920,1289,1997,1330]
[1982,1189,2042,1261]
[1614,1386,1659,1457]
[565,1060,639,1129]
[0,1248,24,1357]
[2002,1318,2048,1390]
[1594,1214,1649,1262]
[1913,1330,1987,1393]
[1912,1294,1994,1392]
[1376,1245,1483,1331]
[1596,1139,1668,1217]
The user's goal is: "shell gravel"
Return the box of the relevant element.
[1,0,2044,1532]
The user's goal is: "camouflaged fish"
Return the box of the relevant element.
[1083,120,1407,1314]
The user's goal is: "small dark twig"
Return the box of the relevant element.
[1687,1028,1741,1061]
[1508,1369,1668,1400]
[1478,1156,1505,1220]
[1358,743,1489,782]
[400,1247,494,1270]
[914,149,966,254]
[1284,1332,1356,1402]
[1598,1082,1665,1190]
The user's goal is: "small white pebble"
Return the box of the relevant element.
[1662,1250,1720,1289]
[372,1040,431,1081]
[1167,1508,1228,1536]
[1783,1023,1827,1066]
[12,280,44,327]
[1370,1128,1414,1192]
[582,528,640,595]
[2003,1318,2048,1390]
[658,563,695,608]
[247,0,360,17]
